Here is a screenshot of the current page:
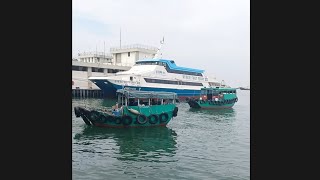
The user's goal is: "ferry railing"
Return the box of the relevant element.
[110,44,158,52]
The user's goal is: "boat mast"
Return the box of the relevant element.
[221,80,225,87]
[153,37,164,59]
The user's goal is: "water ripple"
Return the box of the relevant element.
[72,91,250,180]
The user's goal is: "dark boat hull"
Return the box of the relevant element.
[74,105,178,128]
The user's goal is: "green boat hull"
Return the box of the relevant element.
[187,99,237,109]
[187,87,238,109]
[74,104,178,128]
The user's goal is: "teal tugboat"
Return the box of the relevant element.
[186,87,238,109]
[74,89,179,128]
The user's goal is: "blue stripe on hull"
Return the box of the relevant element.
[94,80,117,98]
[92,80,201,98]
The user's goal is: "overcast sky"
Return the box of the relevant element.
[73,0,250,87]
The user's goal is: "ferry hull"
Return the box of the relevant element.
[92,79,201,100]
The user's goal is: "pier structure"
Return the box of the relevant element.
[72,44,157,98]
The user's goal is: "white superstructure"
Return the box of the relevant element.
[72,44,158,91]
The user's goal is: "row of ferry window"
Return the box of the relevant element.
[166,69,203,76]
[144,78,203,86]
[202,90,236,94]
[155,70,165,74]
[183,75,208,81]
[114,80,140,84]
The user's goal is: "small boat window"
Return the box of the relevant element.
[130,76,133,81]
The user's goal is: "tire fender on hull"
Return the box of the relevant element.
[148,114,159,124]
[159,113,169,123]
[172,107,178,117]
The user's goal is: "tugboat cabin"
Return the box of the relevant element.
[116,89,178,106]
[200,87,237,101]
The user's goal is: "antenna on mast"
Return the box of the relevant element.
[120,28,122,48]
[153,36,164,59]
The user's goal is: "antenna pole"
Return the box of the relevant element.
[95,45,97,63]
[153,36,164,59]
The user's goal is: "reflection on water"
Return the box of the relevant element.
[73,93,250,180]
[74,126,178,162]
[189,108,236,118]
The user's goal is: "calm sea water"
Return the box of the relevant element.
[72,91,250,180]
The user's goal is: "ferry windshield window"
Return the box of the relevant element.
[137,62,159,65]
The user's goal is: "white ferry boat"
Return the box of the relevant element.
[89,58,226,100]
[88,40,225,100]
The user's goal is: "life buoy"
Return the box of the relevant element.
[172,107,178,117]
[159,113,169,123]
[148,114,158,124]
[114,117,122,124]
[122,115,133,126]
[136,114,148,124]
